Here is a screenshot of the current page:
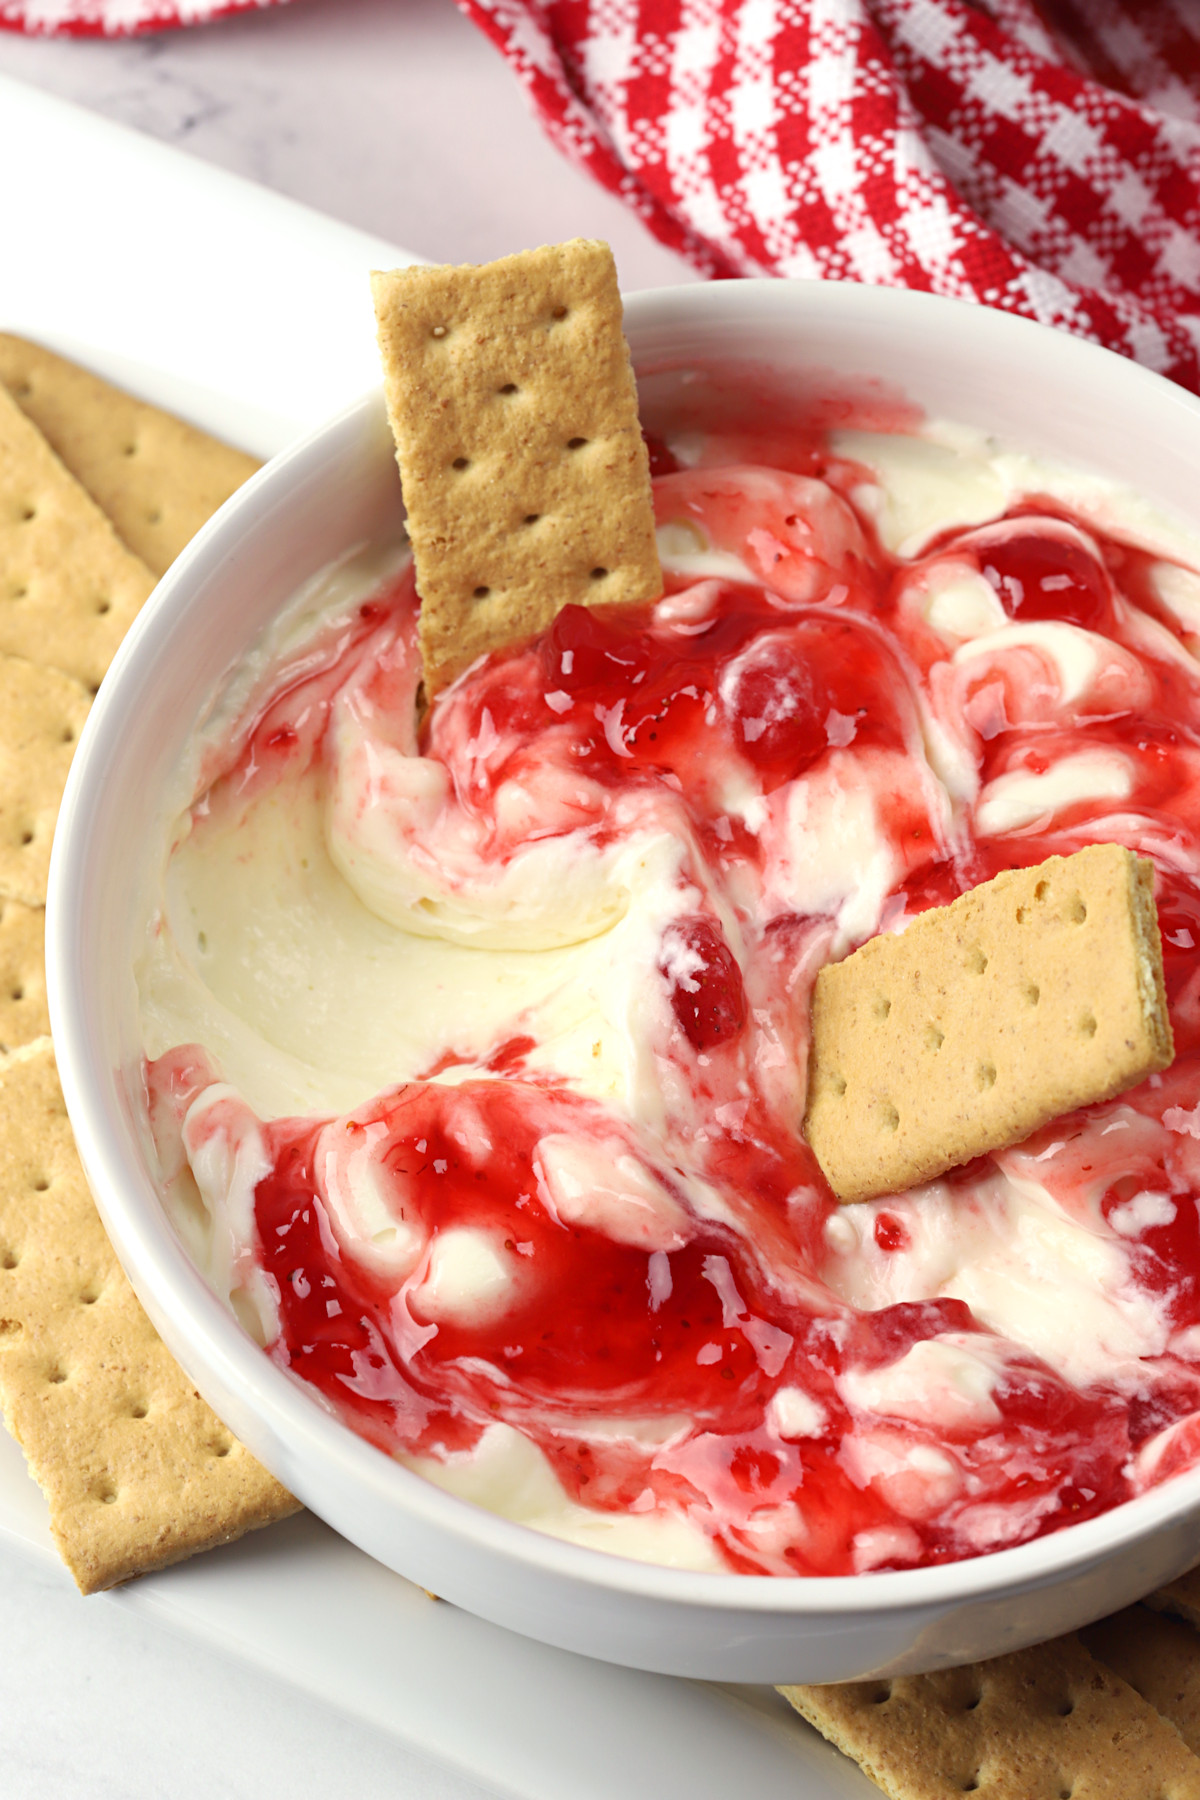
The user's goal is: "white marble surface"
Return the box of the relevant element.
[0,7,699,1797]
[0,0,697,289]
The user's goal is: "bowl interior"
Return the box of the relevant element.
[45,280,1200,1679]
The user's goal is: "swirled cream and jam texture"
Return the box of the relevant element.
[140,419,1200,1577]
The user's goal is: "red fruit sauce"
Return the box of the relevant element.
[147,428,1200,1578]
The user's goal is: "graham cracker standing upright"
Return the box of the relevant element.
[0,334,260,578]
[372,240,662,693]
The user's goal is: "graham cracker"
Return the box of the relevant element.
[0,654,90,908]
[1082,1605,1200,1755]
[1152,1569,1200,1634]
[0,363,295,1590]
[0,897,49,1053]
[0,382,155,690]
[0,334,260,578]
[0,1042,298,1593]
[804,843,1173,1203]
[780,1635,1200,1798]
[372,240,661,693]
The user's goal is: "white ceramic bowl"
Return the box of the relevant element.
[47,280,1200,1683]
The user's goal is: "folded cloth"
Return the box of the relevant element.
[457,0,1200,391]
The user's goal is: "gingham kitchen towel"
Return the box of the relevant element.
[8,0,1200,389]
[457,0,1200,388]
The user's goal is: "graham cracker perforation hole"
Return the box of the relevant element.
[94,598,111,616]
[551,305,568,321]
[567,436,588,450]
[31,1176,49,1193]
[523,513,540,526]
[873,996,891,1020]
[96,1486,118,1506]
[590,566,609,581]
[451,457,470,471]
[1056,1695,1076,1717]
[963,1686,984,1711]
[13,382,31,400]
[829,1072,847,1098]
[880,1103,900,1133]
[78,1287,100,1306]
[960,1779,980,1794]
[925,1024,944,1051]
[867,1682,892,1705]
[61,727,75,745]
[19,828,34,847]
[146,509,162,526]
[966,947,988,974]
[0,1319,22,1342]
[1,1249,18,1271]
[47,1367,67,1386]
[1068,896,1087,923]
[498,383,518,395]
[18,505,35,523]
[976,1063,996,1090]
[1079,1013,1097,1038]
[9,985,22,1002]
[430,324,447,339]
[9,585,27,601]
[1035,879,1050,901]
[472,585,490,600]
[122,442,138,457]
[209,1438,232,1459]
[129,1401,149,1420]
[1025,983,1040,1005]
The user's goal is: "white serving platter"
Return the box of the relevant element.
[0,71,869,1799]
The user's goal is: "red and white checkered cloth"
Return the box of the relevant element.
[458,0,1200,389]
[8,0,1200,392]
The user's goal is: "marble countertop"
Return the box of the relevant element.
[0,0,697,289]
[0,7,698,1797]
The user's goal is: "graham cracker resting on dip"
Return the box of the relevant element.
[0,1043,297,1592]
[804,842,1173,1204]
[371,239,662,693]
[0,382,155,691]
[0,334,260,578]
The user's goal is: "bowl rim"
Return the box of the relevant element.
[45,274,1200,1620]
